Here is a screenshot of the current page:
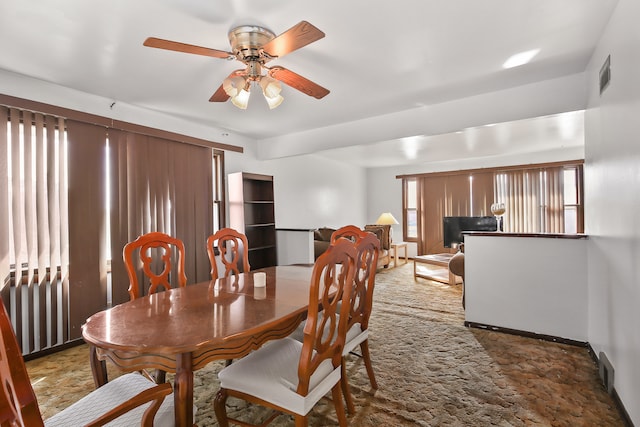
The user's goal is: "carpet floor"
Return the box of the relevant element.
[26,263,626,426]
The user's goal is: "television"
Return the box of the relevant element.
[443,216,498,248]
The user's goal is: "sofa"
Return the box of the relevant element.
[313,225,391,269]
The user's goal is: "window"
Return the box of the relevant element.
[400,161,584,255]
[2,95,237,357]
[563,166,582,234]
[212,150,225,233]
[403,178,417,241]
[494,164,583,233]
[2,108,68,353]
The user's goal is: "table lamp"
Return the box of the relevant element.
[376,212,399,243]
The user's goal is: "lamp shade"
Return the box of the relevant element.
[231,88,251,109]
[223,76,246,98]
[376,212,399,225]
[265,94,284,109]
[259,76,282,98]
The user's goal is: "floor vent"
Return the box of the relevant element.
[598,351,614,394]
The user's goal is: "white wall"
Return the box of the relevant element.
[0,69,254,150]
[464,234,588,342]
[226,150,368,230]
[584,0,640,423]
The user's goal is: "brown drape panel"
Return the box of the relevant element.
[417,175,469,255]
[417,171,494,255]
[470,172,494,216]
[66,120,108,340]
[108,130,213,306]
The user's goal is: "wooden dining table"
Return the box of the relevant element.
[82,264,316,427]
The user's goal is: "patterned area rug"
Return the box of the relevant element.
[27,263,625,426]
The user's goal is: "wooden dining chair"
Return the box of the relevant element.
[206,227,250,281]
[213,239,358,427]
[329,224,363,244]
[0,301,174,427]
[122,231,187,383]
[123,231,188,300]
[333,227,380,414]
[289,225,381,413]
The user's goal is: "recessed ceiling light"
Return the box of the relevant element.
[400,136,422,159]
[503,49,540,69]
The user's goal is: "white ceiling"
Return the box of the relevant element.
[0,1,617,165]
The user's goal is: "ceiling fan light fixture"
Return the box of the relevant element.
[223,76,246,97]
[144,21,329,108]
[265,94,284,109]
[231,88,251,109]
[259,76,282,99]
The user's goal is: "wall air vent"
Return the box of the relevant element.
[599,55,611,95]
[598,351,614,394]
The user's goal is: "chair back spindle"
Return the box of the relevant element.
[297,239,357,395]
[123,231,188,300]
[206,228,250,282]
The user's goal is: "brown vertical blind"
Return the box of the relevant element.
[0,94,233,357]
[0,107,69,350]
[470,172,493,216]
[417,174,469,254]
[495,166,564,233]
[416,172,494,255]
[402,161,581,256]
[2,104,216,355]
[108,130,213,306]
[66,120,108,340]
[0,108,9,309]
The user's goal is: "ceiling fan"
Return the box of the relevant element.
[143,21,330,109]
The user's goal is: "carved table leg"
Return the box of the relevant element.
[174,352,194,427]
[89,345,108,388]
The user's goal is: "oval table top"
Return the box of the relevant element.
[82,265,315,355]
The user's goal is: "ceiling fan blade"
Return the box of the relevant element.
[209,85,230,102]
[262,21,325,58]
[144,37,232,59]
[209,69,246,102]
[269,66,330,99]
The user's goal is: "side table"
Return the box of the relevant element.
[389,242,408,268]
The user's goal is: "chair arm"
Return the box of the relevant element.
[83,382,172,427]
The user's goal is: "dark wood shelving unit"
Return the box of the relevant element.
[228,172,277,269]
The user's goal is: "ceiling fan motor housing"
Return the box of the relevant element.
[228,25,276,63]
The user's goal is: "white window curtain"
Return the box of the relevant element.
[0,106,68,352]
[494,167,564,233]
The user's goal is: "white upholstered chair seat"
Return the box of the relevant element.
[343,322,367,355]
[44,372,179,427]
[217,337,340,416]
[291,315,366,357]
